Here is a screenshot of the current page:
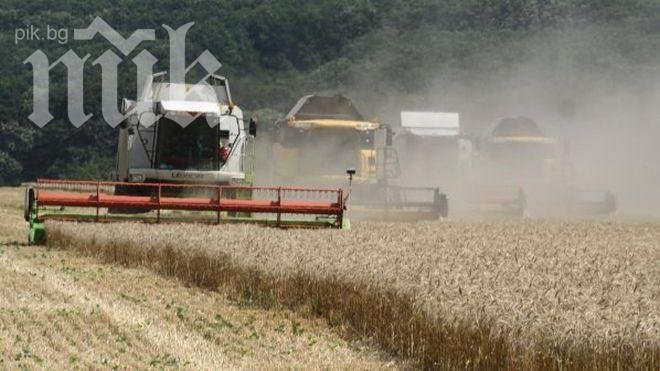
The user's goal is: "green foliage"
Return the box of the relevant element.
[0,120,36,184]
[0,151,22,185]
[48,152,115,181]
[0,0,658,184]
[212,313,234,329]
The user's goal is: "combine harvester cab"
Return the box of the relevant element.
[24,75,347,244]
[115,72,253,189]
[271,95,448,222]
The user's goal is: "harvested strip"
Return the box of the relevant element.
[0,242,398,369]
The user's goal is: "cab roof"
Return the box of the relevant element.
[284,95,364,120]
[487,116,558,143]
[283,95,379,130]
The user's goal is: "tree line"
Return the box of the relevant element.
[0,0,658,184]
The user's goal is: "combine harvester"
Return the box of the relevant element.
[24,75,347,244]
[395,113,615,217]
[270,95,448,221]
[394,111,525,217]
[473,116,616,217]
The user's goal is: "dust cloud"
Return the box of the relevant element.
[258,27,660,216]
[342,28,660,216]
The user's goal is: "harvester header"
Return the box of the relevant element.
[24,179,346,244]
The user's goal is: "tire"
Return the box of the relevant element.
[24,187,35,222]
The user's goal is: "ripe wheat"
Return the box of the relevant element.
[47,220,660,369]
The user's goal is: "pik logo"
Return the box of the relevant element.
[24,17,222,128]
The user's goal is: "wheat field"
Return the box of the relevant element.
[47,219,660,369]
[0,188,399,369]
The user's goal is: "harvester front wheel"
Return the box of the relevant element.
[23,187,35,222]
